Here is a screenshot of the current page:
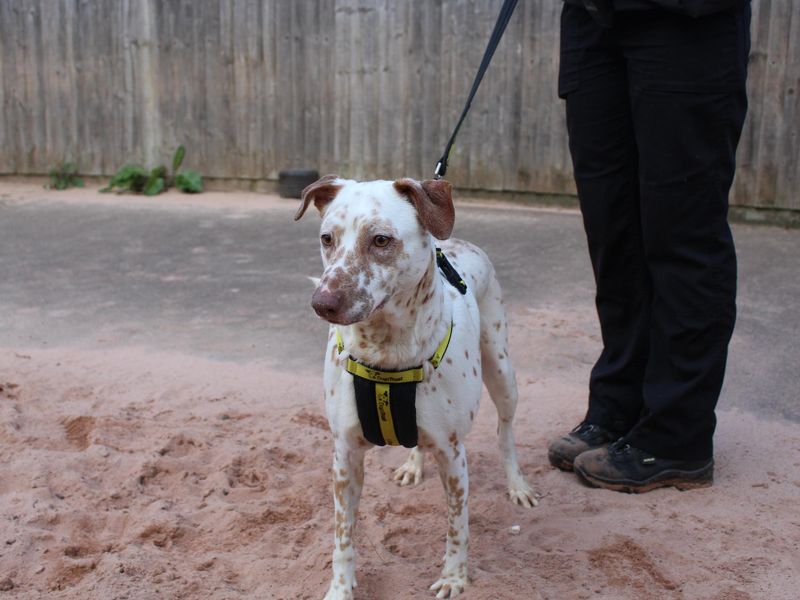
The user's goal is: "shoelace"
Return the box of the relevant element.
[610,440,632,454]
[572,422,596,435]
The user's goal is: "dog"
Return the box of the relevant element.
[295,175,537,599]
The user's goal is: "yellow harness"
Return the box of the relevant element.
[335,322,454,447]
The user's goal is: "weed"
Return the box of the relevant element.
[101,146,203,195]
[46,162,84,190]
[175,171,203,193]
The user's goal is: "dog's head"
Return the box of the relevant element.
[294,175,454,325]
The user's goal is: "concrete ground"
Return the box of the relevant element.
[0,183,797,423]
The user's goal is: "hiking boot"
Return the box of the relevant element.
[574,439,714,493]
[547,422,618,471]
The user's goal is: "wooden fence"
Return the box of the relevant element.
[0,0,797,211]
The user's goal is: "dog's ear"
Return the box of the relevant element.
[393,178,455,240]
[294,174,344,221]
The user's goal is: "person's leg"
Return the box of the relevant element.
[561,5,649,436]
[622,4,750,461]
[549,4,649,470]
[574,3,751,491]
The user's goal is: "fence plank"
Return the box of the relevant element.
[0,0,797,211]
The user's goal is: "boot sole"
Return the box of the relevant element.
[575,464,714,494]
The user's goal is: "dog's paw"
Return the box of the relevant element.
[393,450,423,486]
[429,575,468,598]
[508,477,539,508]
[393,463,422,486]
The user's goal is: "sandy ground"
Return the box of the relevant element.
[0,185,799,599]
[1,318,799,600]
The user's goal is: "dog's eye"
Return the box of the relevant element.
[373,235,391,248]
[320,233,333,247]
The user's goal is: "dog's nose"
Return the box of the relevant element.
[311,288,343,321]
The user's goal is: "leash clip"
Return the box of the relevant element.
[433,161,444,180]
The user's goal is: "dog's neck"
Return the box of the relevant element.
[345,249,448,370]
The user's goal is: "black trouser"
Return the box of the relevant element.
[559,3,750,460]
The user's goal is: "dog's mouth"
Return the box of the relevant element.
[319,313,354,326]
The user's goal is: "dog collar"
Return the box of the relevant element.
[335,320,453,373]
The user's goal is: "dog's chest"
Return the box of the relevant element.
[324,291,483,443]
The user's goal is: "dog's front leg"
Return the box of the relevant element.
[430,441,469,598]
[324,442,366,600]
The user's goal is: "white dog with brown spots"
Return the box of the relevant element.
[295,175,537,599]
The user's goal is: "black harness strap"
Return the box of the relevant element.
[353,377,419,448]
[436,248,468,295]
[434,0,520,179]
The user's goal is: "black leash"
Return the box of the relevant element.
[434,0,520,179]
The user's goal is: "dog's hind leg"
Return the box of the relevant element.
[393,447,424,486]
[478,274,538,508]
[324,441,366,600]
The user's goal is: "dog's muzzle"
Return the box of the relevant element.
[311,288,342,321]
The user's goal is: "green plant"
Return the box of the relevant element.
[172,145,185,174]
[101,146,203,196]
[175,171,203,193]
[46,162,84,190]
[100,165,149,193]
[171,145,203,193]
